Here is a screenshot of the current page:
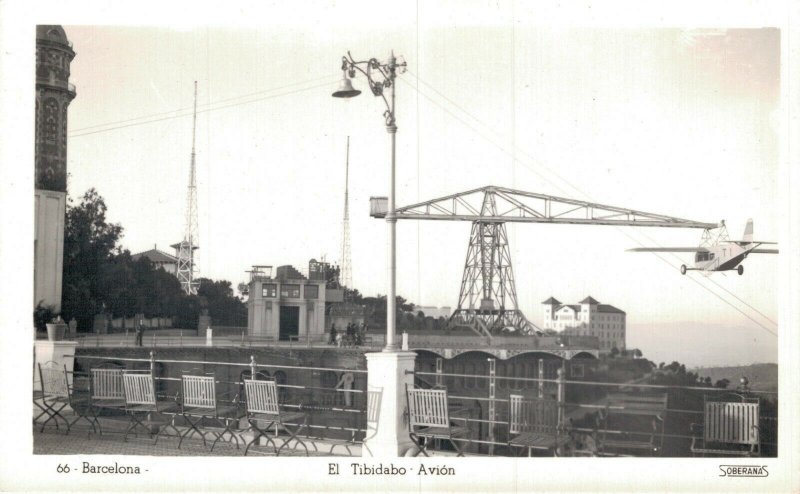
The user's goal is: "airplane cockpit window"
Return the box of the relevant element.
[695,251,710,262]
[709,253,715,260]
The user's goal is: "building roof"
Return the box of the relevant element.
[131,248,178,264]
[597,304,626,315]
[580,296,601,305]
[555,304,581,313]
[275,265,307,281]
[542,297,561,305]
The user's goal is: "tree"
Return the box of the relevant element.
[197,278,247,326]
[610,347,620,357]
[61,189,123,329]
[714,378,730,389]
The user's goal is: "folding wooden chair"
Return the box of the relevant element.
[243,378,309,456]
[89,368,126,435]
[178,374,243,451]
[598,392,667,456]
[37,362,96,435]
[691,393,760,457]
[508,395,567,456]
[122,371,180,444]
[406,385,468,457]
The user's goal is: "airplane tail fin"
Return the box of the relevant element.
[743,218,753,243]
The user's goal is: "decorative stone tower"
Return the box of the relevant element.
[34,25,76,312]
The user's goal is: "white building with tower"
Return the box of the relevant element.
[542,296,626,353]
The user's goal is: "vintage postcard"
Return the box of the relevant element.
[1,0,798,492]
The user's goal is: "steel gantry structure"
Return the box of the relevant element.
[371,185,716,339]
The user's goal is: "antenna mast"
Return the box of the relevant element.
[340,136,352,290]
[176,81,200,295]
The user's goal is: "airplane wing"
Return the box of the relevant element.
[722,240,778,246]
[750,248,779,254]
[627,247,708,253]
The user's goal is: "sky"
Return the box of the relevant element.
[7,3,784,367]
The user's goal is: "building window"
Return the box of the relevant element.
[281,284,300,298]
[571,364,585,378]
[304,285,319,299]
[262,283,277,298]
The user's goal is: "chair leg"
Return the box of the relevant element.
[179,414,207,449]
[277,418,309,457]
[40,402,68,433]
[211,418,241,452]
[408,432,427,457]
[68,412,98,436]
[244,421,277,456]
[124,413,146,442]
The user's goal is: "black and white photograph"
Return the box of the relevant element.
[1,0,798,492]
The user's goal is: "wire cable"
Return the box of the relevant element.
[68,78,337,139]
[399,74,777,337]
[69,74,336,134]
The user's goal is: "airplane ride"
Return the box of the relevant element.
[628,219,778,275]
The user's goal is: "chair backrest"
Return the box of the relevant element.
[509,395,558,435]
[91,368,125,400]
[244,379,279,415]
[123,372,157,407]
[406,386,450,428]
[366,388,382,424]
[182,375,216,409]
[704,397,760,446]
[39,363,69,399]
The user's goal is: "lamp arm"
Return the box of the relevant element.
[342,53,393,118]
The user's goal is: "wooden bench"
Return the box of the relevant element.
[691,394,760,457]
[599,392,667,456]
[406,386,468,457]
[508,395,567,456]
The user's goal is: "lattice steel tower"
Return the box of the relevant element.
[340,136,353,289]
[450,192,536,335]
[174,81,200,295]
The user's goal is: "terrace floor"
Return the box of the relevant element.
[33,414,360,457]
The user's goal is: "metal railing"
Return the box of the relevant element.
[70,331,384,350]
[407,363,778,457]
[72,352,370,452]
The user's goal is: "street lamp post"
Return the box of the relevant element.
[333,51,406,352]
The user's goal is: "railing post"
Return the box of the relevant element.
[149,351,156,378]
[435,358,443,388]
[556,367,565,431]
[250,355,256,379]
[488,358,496,456]
[538,359,544,399]
[180,330,183,347]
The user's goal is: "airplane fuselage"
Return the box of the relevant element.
[693,243,750,272]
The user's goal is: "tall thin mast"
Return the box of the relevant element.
[340,136,352,290]
[176,81,200,295]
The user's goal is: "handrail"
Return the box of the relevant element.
[412,370,777,395]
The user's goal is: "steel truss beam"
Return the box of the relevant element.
[372,186,714,338]
[374,185,717,229]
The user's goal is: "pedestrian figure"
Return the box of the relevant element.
[335,332,343,348]
[136,322,144,347]
[329,324,337,345]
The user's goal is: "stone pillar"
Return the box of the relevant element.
[363,351,417,457]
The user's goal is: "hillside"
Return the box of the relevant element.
[691,363,778,392]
